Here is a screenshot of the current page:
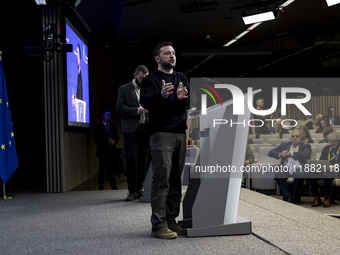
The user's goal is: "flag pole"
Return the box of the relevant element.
[1,184,15,200]
[0,51,15,201]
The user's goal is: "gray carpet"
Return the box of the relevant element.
[0,189,287,255]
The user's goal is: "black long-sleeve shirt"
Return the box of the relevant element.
[140,70,189,134]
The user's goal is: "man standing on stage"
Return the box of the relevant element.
[140,42,189,239]
[117,65,150,201]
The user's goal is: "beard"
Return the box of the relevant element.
[160,59,176,70]
[135,78,141,87]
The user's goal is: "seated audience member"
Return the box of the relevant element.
[319,118,332,134]
[325,106,340,126]
[296,115,313,129]
[318,126,333,144]
[308,132,340,207]
[268,129,311,203]
[244,144,255,165]
[306,114,323,133]
[279,115,294,130]
[300,125,314,144]
[269,118,289,138]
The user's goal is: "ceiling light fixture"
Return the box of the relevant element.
[242,6,279,25]
[280,0,295,7]
[325,0,340,6]
[223,0,295,48]
[35,0,46,4]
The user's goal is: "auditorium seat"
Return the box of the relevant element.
[314,143,328,159]
[282,134,291,141]
[252,139,264,144]
[250,144,271,163]
[310,145,316,160]
[259,134,280,144]
[311,133,323,142]
[266,138,288,147]
[257,147,280,164]
[250,163,278,191]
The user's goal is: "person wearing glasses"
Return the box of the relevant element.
[325,106,340,126]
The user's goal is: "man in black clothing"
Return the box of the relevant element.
[140,42,189,239]
[94,110,119,190]
[325,106,340,126]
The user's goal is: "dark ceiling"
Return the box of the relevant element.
[76,0,340,77]
[2,0,340,78]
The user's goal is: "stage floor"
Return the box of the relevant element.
[1,187,340,254]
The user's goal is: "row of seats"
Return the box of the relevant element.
[245,144,340,200]
[248,161,340,200]
[250,133,326,143]
[250,144,328,163]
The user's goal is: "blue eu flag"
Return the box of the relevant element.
[0,60,18,184]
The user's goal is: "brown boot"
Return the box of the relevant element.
[323,197,331,207]
[312,196,321,207]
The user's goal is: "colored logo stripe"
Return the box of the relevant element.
[198,83,223,106]
[199,88,217,105]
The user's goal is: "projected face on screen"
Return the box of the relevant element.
[66,18,90,128]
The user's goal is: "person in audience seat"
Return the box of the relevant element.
[318,126,333,144]
[300,125,314,144]
[269,118,289,139]
[325,106,340,126]
[296,115,313,130]
[306,114,323,133]
[268,129,311,203]
[308,132,340,207]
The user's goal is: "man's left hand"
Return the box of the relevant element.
[177,82,188,100]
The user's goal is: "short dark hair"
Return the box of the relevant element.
[153,42,173,57]
[134,65,148,75]
[328,106,335,114]
[321,118,331,127]
[77,44,81,59]
[102,110,110,116]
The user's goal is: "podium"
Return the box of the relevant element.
[180,89,259,237]
[75,99,86,123]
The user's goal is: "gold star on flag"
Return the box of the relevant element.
[1,144,5,150]
[6,101,9,107]
[9,140,11,146]
[0,98,2,103]
[11,132,14,137]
